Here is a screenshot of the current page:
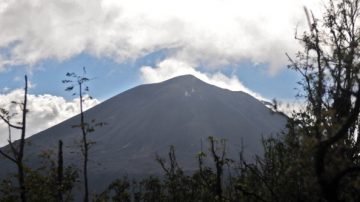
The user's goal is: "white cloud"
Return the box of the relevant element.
[276,100,306,116]
[0,89,99,147]
[140,58,266,100]
[0,0,322,73]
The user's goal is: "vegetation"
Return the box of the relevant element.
[1,0,360,201]
[0,76,28,202]
[288,0,360,200]
[0,147,79,202]
[62,68,94,202]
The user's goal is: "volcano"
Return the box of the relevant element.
[0,75,287,193]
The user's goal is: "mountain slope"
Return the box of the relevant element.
[0,74,287,193]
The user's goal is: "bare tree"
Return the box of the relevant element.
[63,69,93,202]
[57,140,64,202]
[0,75,29,202]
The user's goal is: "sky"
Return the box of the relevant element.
[0,0,323,146]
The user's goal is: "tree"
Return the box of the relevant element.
[287,0,360,201]
[0,131,78,202]
[0,76,29,202]
[156,145,194,202]
[62,68,94,202]
[207,136,231,201]
[57,140,64,202]
[0,77,78,202]
[24,149,78,202]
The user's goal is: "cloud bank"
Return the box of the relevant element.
[0,89,99,146]
[0,0,320,73]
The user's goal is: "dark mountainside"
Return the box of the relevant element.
[0,74,287,193]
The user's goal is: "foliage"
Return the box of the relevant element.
[286,0,360,201]
[0,149,79,202]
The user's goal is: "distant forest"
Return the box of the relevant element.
[1,0,360,201]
